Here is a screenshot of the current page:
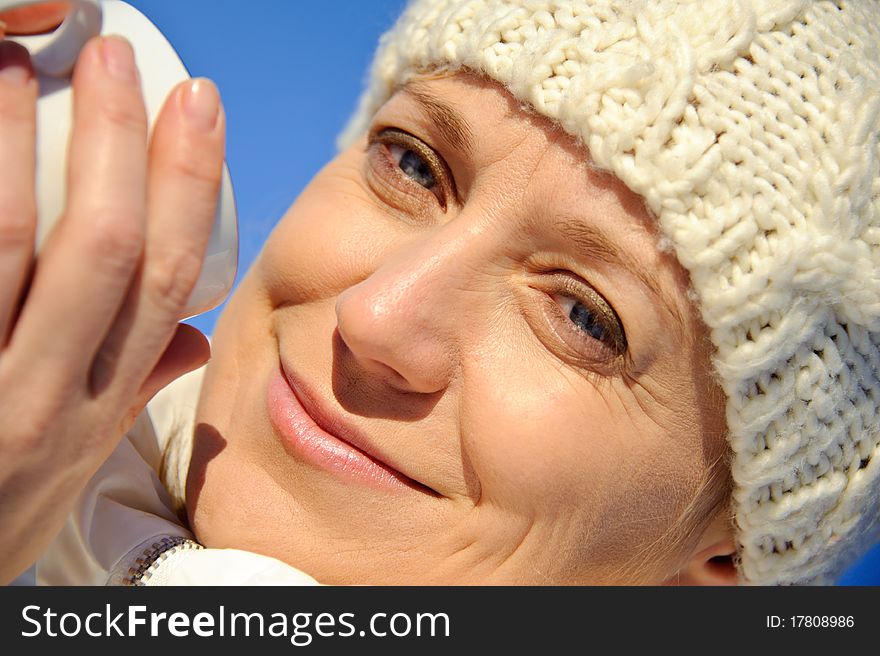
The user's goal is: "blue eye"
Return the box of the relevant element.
[528,271,627,364]
[389,144,437,190]
[367,128,453,210]
[552,293,614,344]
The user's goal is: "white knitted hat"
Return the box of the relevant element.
[337,0,880,585]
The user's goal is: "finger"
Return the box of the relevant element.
[91,78,223,399]
[135,323,210,407]
[0,41,37,347]
[7,36,147,382]
[116,323,209,434]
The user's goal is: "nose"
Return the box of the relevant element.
[334,234,466,395]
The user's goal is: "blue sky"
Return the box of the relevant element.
[123,0,879,584]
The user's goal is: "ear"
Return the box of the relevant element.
[664,513,740,586]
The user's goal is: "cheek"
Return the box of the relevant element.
[460,329,635,508]
[461,347,710,579]
[257,157,401,307]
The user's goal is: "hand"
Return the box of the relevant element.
[0,35,225,584]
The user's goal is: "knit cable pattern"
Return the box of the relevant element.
[338,0,880,585]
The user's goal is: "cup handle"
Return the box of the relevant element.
[23,0,103,77]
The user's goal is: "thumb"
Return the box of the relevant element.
[119,324,210,434]
[131,323,211,416]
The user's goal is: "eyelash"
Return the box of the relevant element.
[530,271,628,368]
[365,128,455,211]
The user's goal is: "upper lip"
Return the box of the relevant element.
[279,361,439,495]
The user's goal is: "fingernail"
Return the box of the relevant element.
[0,41,32,86]
[100,36,137,83]
[182,78,220,132]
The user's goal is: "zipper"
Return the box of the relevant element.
[122,535,204,586]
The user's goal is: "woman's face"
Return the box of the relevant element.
[186,74,729,584]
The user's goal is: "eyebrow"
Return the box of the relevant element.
[554,218,687,332]
[402,83,475,156]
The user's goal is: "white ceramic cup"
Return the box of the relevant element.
[0,0,238,318]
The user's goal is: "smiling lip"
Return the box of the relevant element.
[267,362,433,494]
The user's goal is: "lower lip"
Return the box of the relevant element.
[267,367,413,492]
